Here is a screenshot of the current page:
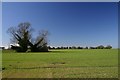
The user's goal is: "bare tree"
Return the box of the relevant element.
[7,22,49,52]
[28,30,49,52]
[7,22,33,52]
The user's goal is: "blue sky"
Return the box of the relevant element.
[2,2,118,48]
[2,0,120,2]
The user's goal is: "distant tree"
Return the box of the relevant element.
[85,47,88,49]
[61,46,64,49]
[48,46,51,49]
[72,46,76,49]
[69,47,72,49]
[77,46,81,49]
[52,47,55,49]
[97,45,104,49]
[66,47,69,49]
[89,47,92,49]
[63,47,68,49]
[77,46,83,49]
[105,45,112,49]
[56,47,60,49]
[89,47,97,49]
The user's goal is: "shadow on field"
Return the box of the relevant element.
[47,50,68,53]
[14,62,66,69]
[15,66,58,69]
[4,65,116,70]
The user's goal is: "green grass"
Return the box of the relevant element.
[2,49,118,78]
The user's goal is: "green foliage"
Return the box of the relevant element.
[105,45,112,49]
[96,45,104,49]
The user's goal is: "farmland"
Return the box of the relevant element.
[2,49,118,78]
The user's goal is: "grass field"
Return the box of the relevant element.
[2,49,118,78]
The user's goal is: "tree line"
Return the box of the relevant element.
[7,22,112,52]
[48,45,112,49]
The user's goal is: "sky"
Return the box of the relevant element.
[2,0,120,2]
[2,2,118,48]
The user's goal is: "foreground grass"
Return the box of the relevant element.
[2,49,118,78]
